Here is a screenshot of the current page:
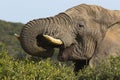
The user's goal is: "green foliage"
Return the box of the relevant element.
[0,45,76,80]
[0,45,120,80]
[77,57,120,80]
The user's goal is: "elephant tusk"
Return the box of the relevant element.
[43,35,63,45]
[14,33,20,40]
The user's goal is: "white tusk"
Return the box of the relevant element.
[14,33,20,40]
[43,35,63,45]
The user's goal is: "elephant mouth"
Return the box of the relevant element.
[36,34,64,57]
[40,35,77,61]
[57,46,74,62]
[37,35,70,59]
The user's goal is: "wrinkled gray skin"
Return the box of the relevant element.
[20,4,120,71]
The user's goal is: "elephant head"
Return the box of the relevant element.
[17,12,102,60]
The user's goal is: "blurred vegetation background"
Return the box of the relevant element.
[0,20,28,58]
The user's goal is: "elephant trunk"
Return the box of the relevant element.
[20,20,54,57]
[19,13,72,57]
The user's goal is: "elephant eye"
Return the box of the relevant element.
[79,24,84,28]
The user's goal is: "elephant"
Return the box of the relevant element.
[16,4,120,71]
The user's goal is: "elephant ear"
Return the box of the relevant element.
[108,20,120,28]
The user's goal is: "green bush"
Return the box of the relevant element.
[0,45,76,80]
[77,57,120,80]
[0,45,120,80]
